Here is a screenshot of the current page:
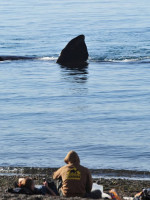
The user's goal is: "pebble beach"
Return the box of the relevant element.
[0,168,150,200]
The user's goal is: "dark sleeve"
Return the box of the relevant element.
[33,187,43,195]
[7,188,22,194]
[85,169,93,193]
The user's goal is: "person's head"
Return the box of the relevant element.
[64,150,80,165]
[18,178,25,187]
[19,177,35,191]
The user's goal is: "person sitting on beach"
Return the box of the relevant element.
[17,177,56,196]
[53,150,101,199]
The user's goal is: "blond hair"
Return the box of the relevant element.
[18,177,34,190]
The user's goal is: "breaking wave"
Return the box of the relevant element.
[89,56,150,63]
[37,56,57,61]
[1,167,150,180]
[1,55,150,64]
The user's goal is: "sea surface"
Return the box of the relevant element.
[0,0,150,171]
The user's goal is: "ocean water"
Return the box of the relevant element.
[0,0,150,171]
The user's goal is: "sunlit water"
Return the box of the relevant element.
[0,0,150,171]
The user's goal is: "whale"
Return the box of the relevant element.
[0,56,34,61]
[0,35,89,67]
[57,35,89,67]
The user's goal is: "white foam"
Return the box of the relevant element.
[104,58,140,63]
[0,167,24,174]
[38,57,57,61]
[90,56,150,63]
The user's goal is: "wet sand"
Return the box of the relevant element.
[0,167,150,200]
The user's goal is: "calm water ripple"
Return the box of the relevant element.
[0,0,150,171]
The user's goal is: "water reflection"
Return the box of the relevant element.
[59,63,89,84]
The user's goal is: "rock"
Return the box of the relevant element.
[57,35,89,67]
